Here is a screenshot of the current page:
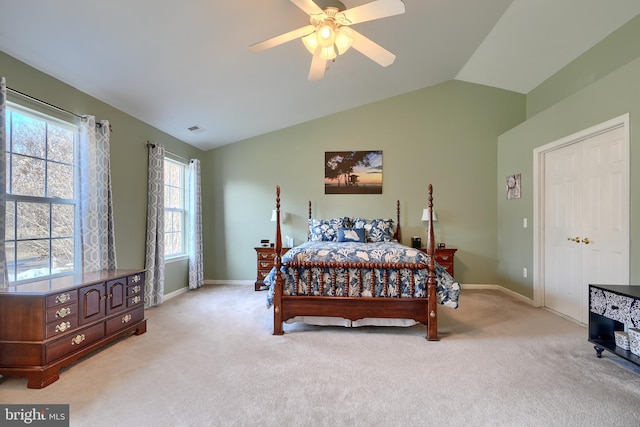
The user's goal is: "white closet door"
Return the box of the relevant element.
[544,143,583,321]
[543,125,629,324]
[580,126,629,322]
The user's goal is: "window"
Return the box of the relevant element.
[164,158,187,258]
[5,103,78,282]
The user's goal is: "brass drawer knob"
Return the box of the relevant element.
[71,334,85,345]
[55,293,71,304]
[122,314,132,324]
[56,307,72,318]
[55,321,71,333]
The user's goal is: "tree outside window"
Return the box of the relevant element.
[5,104,77,282]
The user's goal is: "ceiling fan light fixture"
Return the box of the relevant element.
[317,22,336,48]
[302,32,319,54]
[335,27,353,55]
[319,45,337,60]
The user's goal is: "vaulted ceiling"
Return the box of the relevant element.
[1,0,639,150]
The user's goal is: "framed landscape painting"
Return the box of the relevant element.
[324,150,382,194]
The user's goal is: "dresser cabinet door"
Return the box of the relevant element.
[106,278,127,315]
[79,283,106,325]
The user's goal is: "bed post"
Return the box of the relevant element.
[425,184,439,341]
[273,185,284,335]
[395,200,402,243]
[307,201,312,241]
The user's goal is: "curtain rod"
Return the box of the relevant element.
[8,86,112,131]
[146,142,192,163]
[7,86,83,119]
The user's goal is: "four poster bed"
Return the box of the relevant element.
[264,184,460,340]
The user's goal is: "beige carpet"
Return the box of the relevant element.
[2,284,640,426]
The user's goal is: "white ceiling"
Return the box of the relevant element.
[1,0,639,151]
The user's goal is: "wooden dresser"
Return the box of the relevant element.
[0,269,146,388]
[419,247,457,277]
[255,246,290,291]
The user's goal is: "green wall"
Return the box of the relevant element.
[0,50,204,295]
[526,14,640,119]
[204,81,525,284]
[497,17,640,298]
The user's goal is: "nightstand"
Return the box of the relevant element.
[419,247,457,277]
[254,247,290,291]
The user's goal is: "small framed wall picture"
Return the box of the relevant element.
[506,173,521,199]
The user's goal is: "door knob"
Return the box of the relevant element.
[582,238,591,244]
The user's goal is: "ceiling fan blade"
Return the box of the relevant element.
[340,0,405,25]
[291,0,324,16]
[308,48,327,81]
[250,24,316,52]
[350,29,396,67]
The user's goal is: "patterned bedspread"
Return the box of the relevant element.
[265,241,460,309]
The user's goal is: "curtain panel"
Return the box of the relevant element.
[188,159,204,289]
[78,116,117,272]
[0,78,8,289]
[145,144,165,307]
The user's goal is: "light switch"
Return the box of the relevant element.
[523,218,528,228]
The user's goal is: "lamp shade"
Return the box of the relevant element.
[271,210,289,223]
[421,209,437,222]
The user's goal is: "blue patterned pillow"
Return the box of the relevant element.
[337,227,366,243]
[351,218,394,242]
[309,217,350,242]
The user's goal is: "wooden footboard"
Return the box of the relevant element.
[272,185,438,340]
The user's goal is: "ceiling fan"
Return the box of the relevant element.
[249,0,406,81]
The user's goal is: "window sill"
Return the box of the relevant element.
[165,255,189,264]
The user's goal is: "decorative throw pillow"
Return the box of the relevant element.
[337,227,366,243]
[309,217,350,242]
[351,218,394,242]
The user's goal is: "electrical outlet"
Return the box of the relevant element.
[523,267,528,278]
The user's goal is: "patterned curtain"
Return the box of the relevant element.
[0,78,8,289]
[78,116,117,271]
[188,159,203,289]
[145,144,165,306]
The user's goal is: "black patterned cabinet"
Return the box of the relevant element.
[588,284,640,365]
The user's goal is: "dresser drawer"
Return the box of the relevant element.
[439,263,453,274]
[258,259,275,270]
[590,288,634,324]
[127,294,144,308]
[128,284,143,296]
[127,272,145,286]
[257,251,276,261]
[46,302,78,323]
[258,269,272,281]
[46,290,78,307]
[46,323,105,363]
[106,306,144,335]
[45,318,79,339]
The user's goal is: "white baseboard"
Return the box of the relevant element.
[163,286,188,301]
[461,283,536,306]
[204,279,253,286]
